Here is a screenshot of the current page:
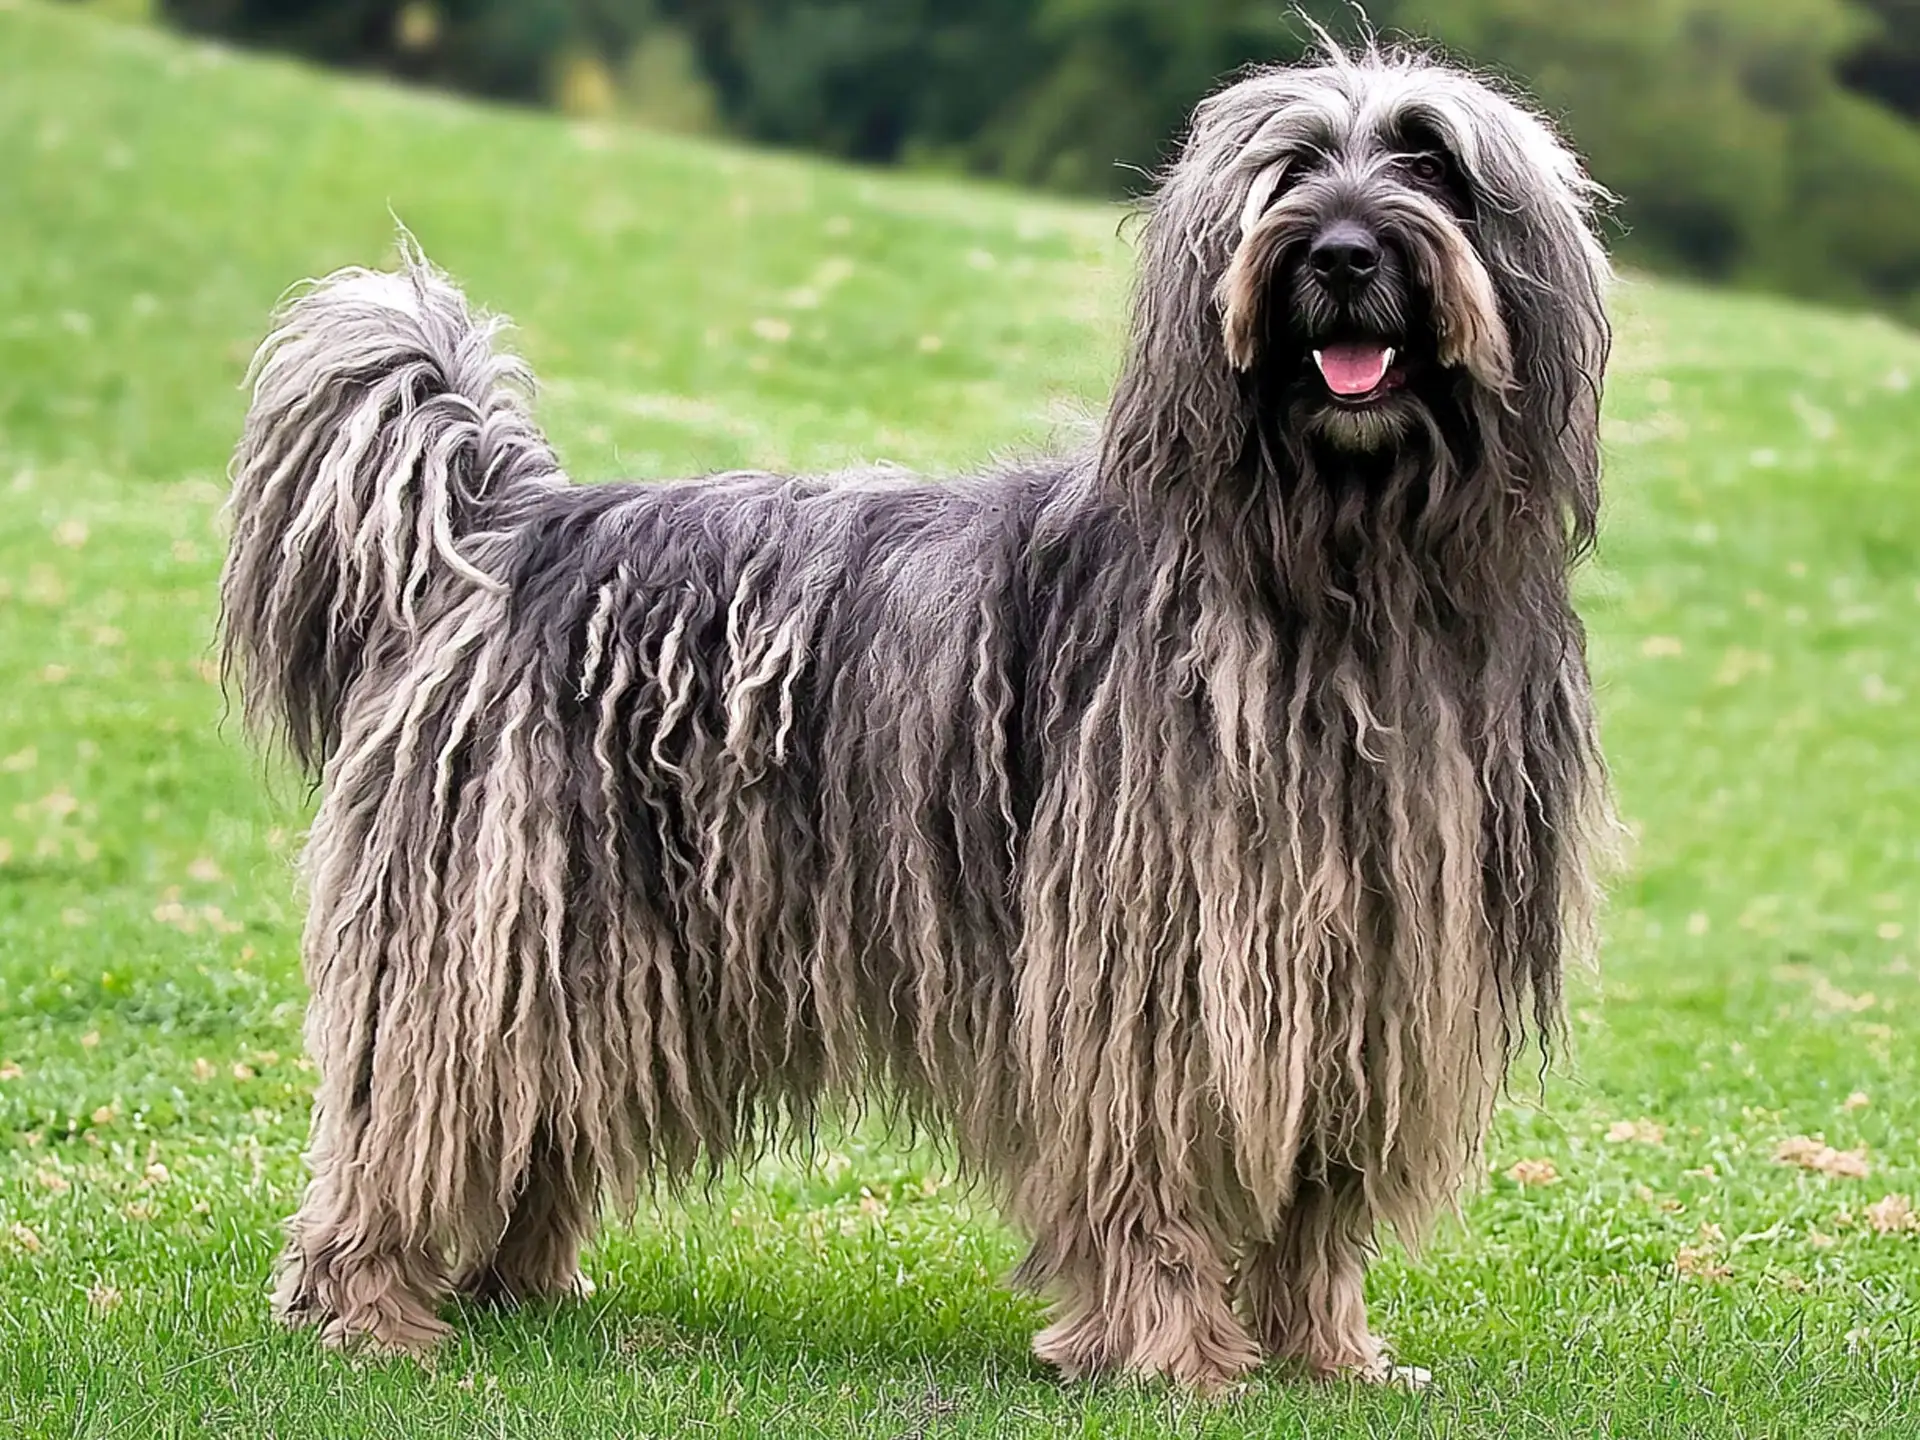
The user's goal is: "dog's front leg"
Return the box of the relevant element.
[1237,1169,1425,1386]
[1023,1202,1262,1394]
[272,1096,455,1357]
[452,1125,600,1307]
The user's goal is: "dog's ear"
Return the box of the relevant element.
[1216,210,1286,374]
[1216,159,1297,372]
[1100,151,1255,507]
[1402,78,1612,549]
[1100,70,1324,503]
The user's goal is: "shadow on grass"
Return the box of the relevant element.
[447,1251,1044,1381]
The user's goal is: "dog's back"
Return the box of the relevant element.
[222,253,1103,1245]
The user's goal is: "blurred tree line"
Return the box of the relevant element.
[158,0,1920,315]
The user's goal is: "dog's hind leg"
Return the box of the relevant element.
[1025,1206,1263,1393]
[455,1128,600,1306]
[272,1108,454,1357]
[1237,1169,1422,1385]
[272,881,476,1355]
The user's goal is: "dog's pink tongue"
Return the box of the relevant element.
[1315,344,1392,396]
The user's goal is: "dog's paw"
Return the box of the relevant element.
[457,1263,596,1308]
[287,1272,451,1359]
[1032,1314,1115,1382]
[315,1306,451,1361]
[1144,1327,1264,1397]
[1348,1352,1430,1389]
[1162,1356,1263,1399]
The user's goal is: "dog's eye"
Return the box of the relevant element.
[1405,153,1447,186]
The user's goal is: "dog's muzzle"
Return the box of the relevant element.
[1217,185,1514,406]
[1299,218,1410,407]
[1217,203,1412,393]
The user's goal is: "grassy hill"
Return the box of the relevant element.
[3,4,1920,1436]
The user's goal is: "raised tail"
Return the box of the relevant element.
[219,245,561,775]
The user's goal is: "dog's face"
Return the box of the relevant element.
[1185,56,1607,457]
[1223,112,1504,453]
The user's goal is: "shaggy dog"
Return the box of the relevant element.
[220,39,1611,1391]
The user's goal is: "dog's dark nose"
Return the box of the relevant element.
[1309,223,1382,293]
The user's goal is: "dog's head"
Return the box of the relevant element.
[1215,64,1535,454]
[1106,44,1611,536]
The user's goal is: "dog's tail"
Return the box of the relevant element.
[219,243,561,776]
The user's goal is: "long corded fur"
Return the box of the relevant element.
[222,43,1612,1384]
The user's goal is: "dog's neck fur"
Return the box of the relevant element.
[1026,357,1601,1225]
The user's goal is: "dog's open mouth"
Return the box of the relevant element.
[1311,342,1407,406]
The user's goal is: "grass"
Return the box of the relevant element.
[3,3,1920,1435]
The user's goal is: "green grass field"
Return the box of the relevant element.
[3,4,1920,1435]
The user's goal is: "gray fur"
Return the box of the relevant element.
[220,41,1611,1388]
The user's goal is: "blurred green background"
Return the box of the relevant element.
[130,0,1920,321]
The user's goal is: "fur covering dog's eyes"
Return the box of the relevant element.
[1404,152,1448,186]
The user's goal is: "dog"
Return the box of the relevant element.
[219,37,1611,1391]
